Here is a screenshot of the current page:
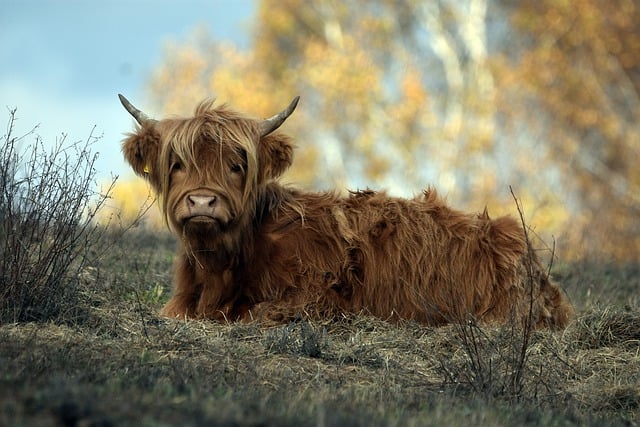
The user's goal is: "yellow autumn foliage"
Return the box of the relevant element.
[96,177,163,229]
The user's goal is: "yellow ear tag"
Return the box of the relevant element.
[143,165,151,174]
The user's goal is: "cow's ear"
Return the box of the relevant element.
[257,132,294,181]
[122,123,161,187]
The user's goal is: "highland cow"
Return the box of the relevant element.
[118,94,573,328]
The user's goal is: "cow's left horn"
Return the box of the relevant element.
[259,96,300,137]
[118,94,156,126]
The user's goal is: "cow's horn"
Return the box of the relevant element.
[259,96,300,137]
[118,94,156,126]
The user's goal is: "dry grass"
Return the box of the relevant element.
[1,255,639,426]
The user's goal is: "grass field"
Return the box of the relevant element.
[1,227,639,427]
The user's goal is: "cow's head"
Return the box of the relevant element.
[119,94,298,238]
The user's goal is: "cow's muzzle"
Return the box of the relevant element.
[178,192,233,227]
[186,194,218,221]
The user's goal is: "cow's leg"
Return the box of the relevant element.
[160,254,199,319]
[161,294,198,319]
[240,287,344,325]
[240,301,293,325]
[195,269,238,321]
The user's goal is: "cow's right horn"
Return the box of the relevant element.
[118,94,156,126]
[259,96,300,137]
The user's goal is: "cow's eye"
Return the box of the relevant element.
[230,163,243,174]
[171,161,182,172]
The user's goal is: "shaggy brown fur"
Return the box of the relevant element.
[120,97,573,328]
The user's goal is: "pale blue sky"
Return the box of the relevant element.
[1,0,255,180]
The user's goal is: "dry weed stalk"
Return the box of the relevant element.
[438,188,570,403]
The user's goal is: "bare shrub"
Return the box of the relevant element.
[0,109,115,323]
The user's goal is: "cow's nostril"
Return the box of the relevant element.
[187,195,217,208]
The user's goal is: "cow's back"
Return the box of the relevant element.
[335,189,529,323]
[241,187,543,325]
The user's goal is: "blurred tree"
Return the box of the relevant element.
[144,0,639,261]
[149,0,506,198]
[96,178,162,229]
[496,0,640,260]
